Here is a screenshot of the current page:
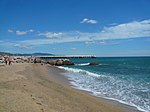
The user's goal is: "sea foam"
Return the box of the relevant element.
[75,63,90,66]
[58,66,150,112]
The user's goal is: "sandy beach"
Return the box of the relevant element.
[0,63,140,112]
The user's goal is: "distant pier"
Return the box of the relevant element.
[37,55,96,59]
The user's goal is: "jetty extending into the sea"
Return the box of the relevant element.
[37,55,96,59]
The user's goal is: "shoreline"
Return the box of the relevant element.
[50,66,143,112]
[0,63,142,112]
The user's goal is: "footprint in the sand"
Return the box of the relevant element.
[30,94,44,112]
[31,94,36,100]
[36,102,42,105]
[10,110,15,112]
[41,108,44,112]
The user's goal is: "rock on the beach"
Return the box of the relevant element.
[47,59,74,66]
[47,60,56,65]
[63,60,74,65]
[55,60,63,66]
[89,62,98,65]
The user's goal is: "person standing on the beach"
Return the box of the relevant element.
[4,57,8,65]
[8,57,13,65]
[34,58,37,64]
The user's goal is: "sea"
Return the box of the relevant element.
[45,57,150,112]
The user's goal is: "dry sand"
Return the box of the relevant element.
[0,63,138,112]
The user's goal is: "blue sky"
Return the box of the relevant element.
[0,0,150,56]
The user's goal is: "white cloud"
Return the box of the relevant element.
[16,30,28,35]
[52,48,62,50]
[87,19,98,24]
[70,48,76,50]
[14,44,32,49]
[29,29,34,32]
[16,19,150,45]
[85,41,96,44]
[8,29,13,33]
[16,29,34,35]
[80,18,98,24]
[99,19,150,39]
[80,18,88,23]
[37,32,63,39]
[85,40,120,45]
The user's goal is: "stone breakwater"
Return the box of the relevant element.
[0,55,98,66]
[45,59,99,66]
[46,59,75,66]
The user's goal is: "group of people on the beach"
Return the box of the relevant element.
[4,57,13,65]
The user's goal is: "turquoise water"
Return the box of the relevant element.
[46,57,150,112]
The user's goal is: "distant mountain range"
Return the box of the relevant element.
[0,52,54,56]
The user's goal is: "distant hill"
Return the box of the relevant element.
[0,52,54,56]
[0,52,12,56]
[32,53,54,56]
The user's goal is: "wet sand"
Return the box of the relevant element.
[0,63,140,112]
